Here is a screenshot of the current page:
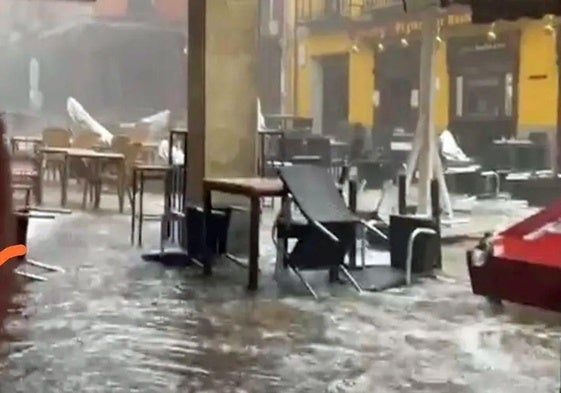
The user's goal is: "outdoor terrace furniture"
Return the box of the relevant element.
[263,114,313,131]
[275,165,392,298]
[130,164,169,246]
[258,129,286,177]
[12,184,33,208]
[40,147,126,211]
[275,165,442,297]
[202,177,284,290]
[90,144,139,212]
[42,127,72,181]
[10,152,42,205]
[487,138,547,172]
[10,136,43,154]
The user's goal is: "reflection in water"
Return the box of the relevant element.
[0,214,558,392]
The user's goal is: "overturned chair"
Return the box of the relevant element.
[274,165,388,298]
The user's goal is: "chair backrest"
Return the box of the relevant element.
[111,135,131,155]
[279,165,356,223]
[125,123,151,144]
[72,131,101,149]
[124,142,143,169]
[42,127,71,148]
[305,136,331,166]
[283,136,306,160]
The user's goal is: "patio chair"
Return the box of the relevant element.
[42,127,71,181]
[72,130,101,149]
[275,165,388,298]
[84,142,143,210]
[110,135,131,155]
[10,152,42,205]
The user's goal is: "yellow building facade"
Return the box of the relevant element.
[289,0,559,155]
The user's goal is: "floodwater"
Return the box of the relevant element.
[0,208,559,392]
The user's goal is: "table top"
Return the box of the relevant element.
[134,164,169,172]
[41,147,124,159]
[493,139,534,146]
[263,114,297,120]
[141,141,160,148]
[258,129,285,136]
[204,177,284,197]
[11,136,43,142]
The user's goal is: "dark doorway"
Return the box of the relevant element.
[374,42,421,135]
[448,34,519,157]
[321,54,349,136]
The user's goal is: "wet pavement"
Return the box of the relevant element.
[0,186,560,392]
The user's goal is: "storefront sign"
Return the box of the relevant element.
[357,11,472,39]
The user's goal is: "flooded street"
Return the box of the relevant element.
[0,201,559,392]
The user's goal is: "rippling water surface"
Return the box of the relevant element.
[0,212,559,392]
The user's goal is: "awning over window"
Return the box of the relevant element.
[454,0,561,24]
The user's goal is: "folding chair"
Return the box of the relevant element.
[275,165,388,298]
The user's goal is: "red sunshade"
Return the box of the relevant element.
[455,0,561,23]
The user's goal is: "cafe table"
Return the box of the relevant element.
[41,147,125,211]
[202,177,285,290]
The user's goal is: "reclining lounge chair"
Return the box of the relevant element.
[275,165,389,298]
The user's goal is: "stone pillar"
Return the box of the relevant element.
[187,0,259,204]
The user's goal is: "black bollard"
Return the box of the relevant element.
[430,178,440,228]
[430,178,442,270]
[398,173,406,215]
[348,179,358,270]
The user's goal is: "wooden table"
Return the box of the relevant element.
[203,177,284,290]
[41,147,125,211]
[10,136,43,153]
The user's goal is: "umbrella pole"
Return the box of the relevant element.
[405,6,451,217]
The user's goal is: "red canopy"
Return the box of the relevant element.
[454,0,561,24]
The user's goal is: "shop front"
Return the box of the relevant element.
[447,33,520,157]
[373,40,421,135]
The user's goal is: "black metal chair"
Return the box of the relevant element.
[305,136,331,168]
[275,165,388,298]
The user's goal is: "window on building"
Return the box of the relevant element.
[456,73,509,120]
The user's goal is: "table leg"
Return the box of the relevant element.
[61,155,69,207]
[35,154,43,205]
[203,188,212,276]
[138,171,144,247]
[131,169,137,245]
[248,196,260,291]
[259,134,265,176]
[93,160,101,209]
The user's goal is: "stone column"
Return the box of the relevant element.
[187,0,259,203]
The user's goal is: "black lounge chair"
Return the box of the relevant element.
[275,165,390,298]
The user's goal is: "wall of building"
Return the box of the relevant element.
[295,32,449,130]
[292,5,558,136]
[517,21,558,134]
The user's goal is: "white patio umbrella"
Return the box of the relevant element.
[66,97,114,145]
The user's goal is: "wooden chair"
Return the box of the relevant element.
[72,131,101,149]
[42,127,71,181]
[110,135,131,155]
[121,123,155,163]
[84,142,143,211]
